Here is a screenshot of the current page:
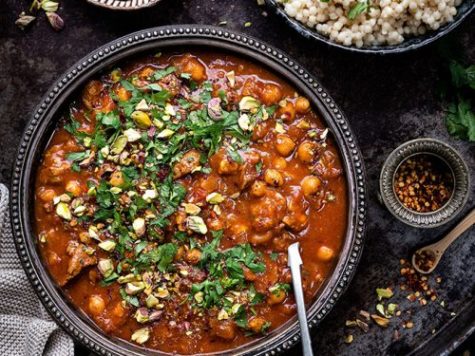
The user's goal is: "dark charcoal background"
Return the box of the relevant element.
[0,0,474,355]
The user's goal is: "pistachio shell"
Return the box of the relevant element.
[56,202,72,220]
[186,216,208,235]
[98,240,116,252]
[239,96,260,111]
[131,327,150,344]
[131,111,152,129]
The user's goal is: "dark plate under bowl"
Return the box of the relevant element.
[266,0,475,54]
[10,25,366,355]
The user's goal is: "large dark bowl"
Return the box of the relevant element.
[10,25,366,355]
[266,0,475,54]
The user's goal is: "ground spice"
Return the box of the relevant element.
[394,154,453,213]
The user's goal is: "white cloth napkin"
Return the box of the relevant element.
[0,183,74,356]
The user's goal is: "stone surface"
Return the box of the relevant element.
[0,0,473,355]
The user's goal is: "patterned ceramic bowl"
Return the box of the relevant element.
[86,0,161,10]
[380,138,470,228]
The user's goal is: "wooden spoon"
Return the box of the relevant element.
[412,208,475,274]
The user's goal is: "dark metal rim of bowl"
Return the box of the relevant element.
[266,0,475,54]
[10,25,367,356]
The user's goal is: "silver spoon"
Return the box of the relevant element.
[412,208,475,274]
[288,242,314,356]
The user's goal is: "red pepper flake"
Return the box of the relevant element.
[394,154,453,213]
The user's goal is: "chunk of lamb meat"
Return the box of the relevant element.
[173,149,202,179]
[250,190,287,232]
[59,241,97,286]
[282,186,309,232]
[158,74,182,97]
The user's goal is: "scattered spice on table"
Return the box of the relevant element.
[16,0,63,31]
[394,154,453,213]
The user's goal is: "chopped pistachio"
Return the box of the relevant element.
[110,69,121,83]
[165,103,176,116]
[206,192,225,204]
[186,216,208,234]
[73,205,86,216]
[194,291,204,303]
[275,122,286,134]
[133,218,146,237]
[98,240,116,252]
[152,119,164,129]
[156,287,169,299]
[131,327,150,344]
[146,294,159,308]
[231,304,241,315]
[123,128,142,142]
[117,273,135,284]
[344,334,354,344]
[110,135,128,155]
[134,308,150,323]
[39,232,47,243]
[88,226,99,240]
[183,203,201,215]
[157,128,175,138]
[238,114,251,131]
[110,187,122,194]
[97,259,114,277]
[387,303,398,316]
[59,194,72,203]
[83,137,92,148]
[142,189,158,202]
[376,303,386,317]
[87,186,96,196]
[239,96,260,112]
[217,309,229,320]
[131,111,152,129]
[371,314,390,328]
[56,202,72,220]
[213,205,222,215]
[376,287,393,300]
[125,281,146,295]
[207,98,223,120]
[225,71,235,87]
[135,99,150,111]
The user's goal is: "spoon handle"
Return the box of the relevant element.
[288,243,314,356]
[432,208,475,254]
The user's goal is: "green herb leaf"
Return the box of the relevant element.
[348,1,369,20]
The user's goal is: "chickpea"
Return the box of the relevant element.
[275,134,296,157]
[273,157,287,170]
[317,246,335,262]
[218,158,239,175]
[65,180,82,197]
[295,97,310,113]
[264,169,284,187]
[249,231,273,245]
[174,245,186,261]
[297,141,317,163]
[88,295,106,316]
[139,67,155,79]
[185,249,202,265]
[79,231,91,244]
[248,317,268,333]
[109,171,124,187]
[111,301,126,318]
[267,288,287,305]
[301,175,322,197]
[182,58,206,82]
[261,83,282,105]
[38,188,55,202]
[116,85,131,102]
[278,101,296,122]
[250,181,267,198]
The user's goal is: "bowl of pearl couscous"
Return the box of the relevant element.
[268,0,474,53]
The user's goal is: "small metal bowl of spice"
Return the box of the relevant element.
[380,138,470,228]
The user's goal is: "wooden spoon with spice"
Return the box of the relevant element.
[412,208,475,274]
